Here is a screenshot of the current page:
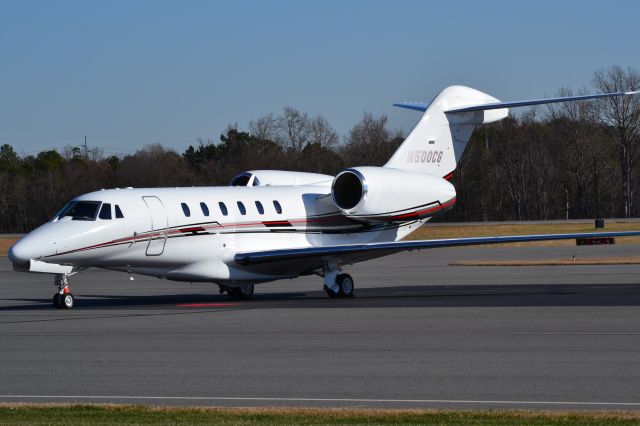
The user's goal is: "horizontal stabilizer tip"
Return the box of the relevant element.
[393,102,428,112]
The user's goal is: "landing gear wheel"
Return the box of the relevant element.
[324,274,355,298]
[323,285,340,298]
[53,274,75,309]
[227,284,254,300]
[61,293,75,309]
[337,273,354,298]
[53,293,62,308]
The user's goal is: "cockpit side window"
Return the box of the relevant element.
[99,203,112,220]
[57,201,101,221]
[115,205,124,219]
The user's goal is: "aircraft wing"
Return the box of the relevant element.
[234,230,640,275]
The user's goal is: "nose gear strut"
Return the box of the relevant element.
[53,274,75,309]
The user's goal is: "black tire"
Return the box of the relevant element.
[337,274,355,298]
[61,293,74,309]
[53,293,62,309]
[228,284,254,300]
[323,284,340,298]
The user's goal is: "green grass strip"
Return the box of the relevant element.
[0,405,640,425]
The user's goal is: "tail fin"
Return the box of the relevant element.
[385,85,640,178]
[384,85,507,178]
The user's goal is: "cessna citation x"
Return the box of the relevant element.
[9,85,640,308]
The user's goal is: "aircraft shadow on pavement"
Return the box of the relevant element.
[1,282,640,311]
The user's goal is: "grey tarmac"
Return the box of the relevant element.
[0,244,639,410]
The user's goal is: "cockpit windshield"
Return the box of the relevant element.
[54,201,101,221]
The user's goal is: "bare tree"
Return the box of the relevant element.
[114,143,195,188]
[309,115,338,149]
[593,66,640,217]
[277,106,310,152]
[547,87,604,218]
[249,113,277,142]
[342,112,399,166]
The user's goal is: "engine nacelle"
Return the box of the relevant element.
[331,166,456,222]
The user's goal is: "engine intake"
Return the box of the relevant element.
[332,170,365,210]
[331,167,456,222]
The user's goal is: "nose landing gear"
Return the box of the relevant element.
[53,274,75,309]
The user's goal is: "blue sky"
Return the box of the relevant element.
[1,0,639,155]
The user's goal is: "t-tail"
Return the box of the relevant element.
[385,85,640,179]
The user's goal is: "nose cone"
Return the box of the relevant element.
[8,237,36,266]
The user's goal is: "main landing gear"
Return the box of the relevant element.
[324,273,355,298]
[220,284,255,300]
[322,259,354,298]
[53,274,75,309]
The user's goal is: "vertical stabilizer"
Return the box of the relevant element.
[385,85,508,177]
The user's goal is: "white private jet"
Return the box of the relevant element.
[9,85,640,309]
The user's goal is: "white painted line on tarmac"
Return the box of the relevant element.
[0,395,639,406]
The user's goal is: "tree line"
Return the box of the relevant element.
[1,65,639,232]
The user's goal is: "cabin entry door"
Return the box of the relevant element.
[142,196,168,256]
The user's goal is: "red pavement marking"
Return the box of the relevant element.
[176,303,241,308]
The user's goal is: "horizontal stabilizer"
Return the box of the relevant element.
[392,102,429,112]
[388,85,640,179]
[445,91,640,113]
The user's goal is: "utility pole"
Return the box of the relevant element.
[83,135,88,159]
[593,156,599,219]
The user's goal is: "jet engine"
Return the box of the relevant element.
[331,166,456,222]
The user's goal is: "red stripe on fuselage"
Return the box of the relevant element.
[390,197,456,220]
[179,226,206,233]
[176,303,241,307]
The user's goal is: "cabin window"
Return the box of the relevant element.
[57,201,101,221]
[255,201,264,215]
[115,205,124,219]
[237,201,246,215]
[99,203,112,220]
[181,202,191,217]
[219,202,228,216]
[273,200,282,214]
[200,202,210,216]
